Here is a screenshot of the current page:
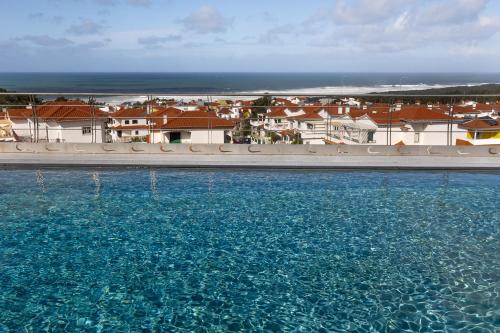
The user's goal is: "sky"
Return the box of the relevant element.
[1,0,499,72]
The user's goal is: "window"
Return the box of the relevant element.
[132,120,138,124]
[414,132,421,144]
[135,131,139,135]
[307,123,314,130]
[82,126,92,135]
[125,120,130,125]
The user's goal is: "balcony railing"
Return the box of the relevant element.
[0,92,499,146]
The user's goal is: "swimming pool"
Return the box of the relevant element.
[0,169,498,332]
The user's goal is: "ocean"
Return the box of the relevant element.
[1,72,500,95]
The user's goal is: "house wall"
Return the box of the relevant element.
[60,121,105,143]
[112,117,147,127]
[373,123,467,146]
[11,119,34,141]
[191,129,225,144]
[163,129,227,144]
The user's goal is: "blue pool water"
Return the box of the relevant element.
[0,169,498,332]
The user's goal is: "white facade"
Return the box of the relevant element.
[162,129,228,144]
[11,119,105,143]
[290,119,326,145]
[372,123,467,146]
[109,115,149,143]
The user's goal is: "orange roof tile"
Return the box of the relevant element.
[8,101,107,122]
[163,111,235,130]
[459,118,500,131]
[111,107,147,119]
[267,107,287,118]
[112,125,149,130]
[288,112,324,121]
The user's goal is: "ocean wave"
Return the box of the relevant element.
[97,83,494,104]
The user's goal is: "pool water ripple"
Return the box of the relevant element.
[0,170,498,332]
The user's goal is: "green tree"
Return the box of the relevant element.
[251,94,273,118]
[0,88,38,107]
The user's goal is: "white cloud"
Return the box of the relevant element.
[304,0,500,53]
[180,5,233,34]
[331,0,416,25]
[417,0,488,25]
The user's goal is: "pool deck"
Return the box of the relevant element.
[1,143,499,170]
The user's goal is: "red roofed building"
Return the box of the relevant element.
[458,118,500,145]
[109,107,149,142]
[7,101,108,143]
[361,105,466,145]
[160,111,236,144]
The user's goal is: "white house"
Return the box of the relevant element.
[160,111,236,144]
[7,101,107,143]
[326,114,378,144]
[348,106,467,146]
[288,112,327,145]
[147,107,183,144]
[458,118,500,145]
[109,107,149,142]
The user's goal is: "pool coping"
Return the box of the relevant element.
[1,143,499,170]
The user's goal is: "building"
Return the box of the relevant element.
[0,109,15,142]
[326,114,378,144]
[147,107,183,144]
[109,108,149,143]
[7,101,107,143]
[346,106,467,146]
[288,112,326,145]
[160,111,236,144]
[458,118,500,145]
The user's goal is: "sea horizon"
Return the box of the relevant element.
[1,72,499,96]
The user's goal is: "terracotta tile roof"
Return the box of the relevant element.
[474,103,495,112]
[147,107,182,120]
[325,106,358,117]
[110,108,147,119]
[147,107,184,129]
[398,106,454,122]
[347,106,453,125]
[112,125,149,130]
[453,105,480,114]
[348,109,370,119]
[301,106,323,113]
[8,101,106,122]
[163,111,235,130]
[459,118,500,131]
[288,112,324,121]
[267,107,287,118]
[6,108,34,120]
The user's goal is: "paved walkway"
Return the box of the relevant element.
[1,153,499,170]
